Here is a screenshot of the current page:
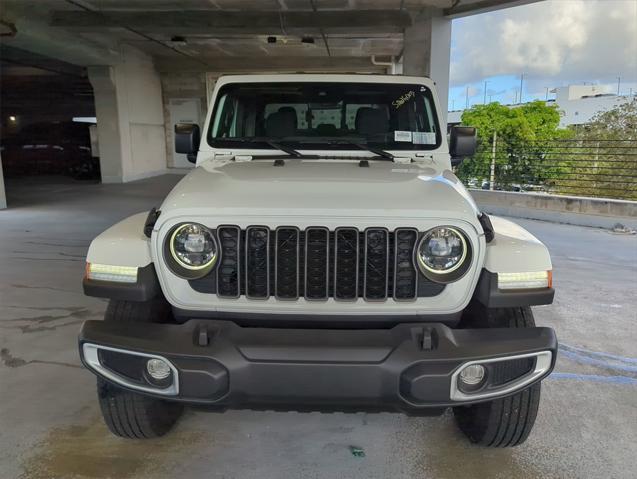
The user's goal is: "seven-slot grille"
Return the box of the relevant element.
[191,226,445,301]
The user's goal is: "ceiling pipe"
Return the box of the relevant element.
[371,55,398,74]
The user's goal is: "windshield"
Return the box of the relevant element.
[208,82,441,151]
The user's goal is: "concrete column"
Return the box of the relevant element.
[403,9,452,125]
[0,153,6,210]
[160,72,207,168]
[88,46,167,183]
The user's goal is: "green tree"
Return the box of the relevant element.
[564,100,637,199]
[457,101,570,190]
[577,99,637,140]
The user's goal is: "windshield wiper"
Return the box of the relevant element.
[219,137,394,161]
[326,140,394,161]
[220,137,313,158]
[263,140,302,157]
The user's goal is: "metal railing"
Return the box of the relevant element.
[456,139,637,201]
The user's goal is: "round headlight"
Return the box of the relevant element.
[417,227,470,282]
[168,223,217,275]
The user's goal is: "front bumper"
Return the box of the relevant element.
[79,320,557,411]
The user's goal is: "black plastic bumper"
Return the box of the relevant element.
[79,319,557,412]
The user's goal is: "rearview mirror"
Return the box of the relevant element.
[174,123,200,164]
[449,126,477,167]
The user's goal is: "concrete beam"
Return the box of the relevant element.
[154,55,386,73]
[0,45,86,77]
[444,0,544,19]
[50,10,411,34]
[0,4,121,66]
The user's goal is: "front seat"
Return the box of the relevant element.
[265,107,297,138]
[355,107,389,137]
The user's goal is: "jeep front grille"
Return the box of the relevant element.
[245,226,270,299]
[190,226,445,301]
[305,227,329,300]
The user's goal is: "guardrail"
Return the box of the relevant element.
[457,139,637,201]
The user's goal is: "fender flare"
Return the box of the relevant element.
[86,212,153,267]
[484,216,552,273]
[474,216,554,308]
[84,212,160,301]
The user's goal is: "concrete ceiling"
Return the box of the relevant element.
[0,0,541,73]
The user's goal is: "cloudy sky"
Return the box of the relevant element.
[448,0,637,110]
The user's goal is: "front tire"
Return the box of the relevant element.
[98,378,183,439]
[453,304,542,447]
[97,299,183,439]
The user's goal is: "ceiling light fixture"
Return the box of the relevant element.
[170,36,187,46]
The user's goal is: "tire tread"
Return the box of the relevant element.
[96,299,182,439]
[454,303,543,447]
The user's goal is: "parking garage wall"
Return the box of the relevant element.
[89,46,167,183]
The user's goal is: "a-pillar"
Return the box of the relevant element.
[403,9,452,125]
[88,46,167,183]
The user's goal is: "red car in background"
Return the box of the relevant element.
[1,121,99,179]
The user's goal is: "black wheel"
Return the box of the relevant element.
[97,299,183,439]
[453,303,542,447]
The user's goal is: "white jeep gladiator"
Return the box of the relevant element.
[79,74,556,447]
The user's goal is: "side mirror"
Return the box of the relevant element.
[174,123,200,164]
[449,126,477,167]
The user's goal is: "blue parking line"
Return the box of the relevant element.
[558,349,637,373]
[559,343,637,364]
[549,372,637,385]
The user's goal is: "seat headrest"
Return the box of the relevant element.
[265,109,297,138]
[278,106,297,116]
[355,107,389,137]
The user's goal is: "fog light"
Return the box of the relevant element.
[146,358,171,380]
[459,364,485,386]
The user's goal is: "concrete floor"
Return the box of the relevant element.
[1,175,636,479]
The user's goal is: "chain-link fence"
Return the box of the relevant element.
[456,139,637,201]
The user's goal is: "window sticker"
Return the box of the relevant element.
[394,130,413,142]
[412,132,437,145]
[392,90,415,109]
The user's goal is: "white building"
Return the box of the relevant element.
[549,85,633,127]
[447,85,635,129]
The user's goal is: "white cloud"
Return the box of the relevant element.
[450,0,637,89]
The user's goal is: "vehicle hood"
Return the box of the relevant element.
[159,158,480,223]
